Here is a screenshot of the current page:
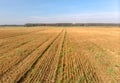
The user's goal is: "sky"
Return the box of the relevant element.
[0,0,119,24]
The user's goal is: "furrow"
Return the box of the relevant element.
[20,29,65,83]
[0,37,49,77]
[0,29,63,83]
[0,32,53,76]
[16,29,63,83]
[44,29,65,83]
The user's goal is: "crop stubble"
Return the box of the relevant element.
[0,27,119,83]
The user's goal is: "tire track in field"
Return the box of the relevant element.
[37,29,65,83]
[0,29,60,75]
[0,29,63,83]
[55,30,67,83]
[17,29,65,83]
[55,29,103,83]
[0,29,62,76]
[0,33,53,76]
[0,37,49,77]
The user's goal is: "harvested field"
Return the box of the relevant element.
[0,26,120,83]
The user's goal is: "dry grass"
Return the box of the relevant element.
[0,26,119,83]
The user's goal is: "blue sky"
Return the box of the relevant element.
[0,0,119,24]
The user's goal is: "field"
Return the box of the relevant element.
[0,26,120,83]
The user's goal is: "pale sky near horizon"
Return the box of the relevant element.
[0,0,119,24]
